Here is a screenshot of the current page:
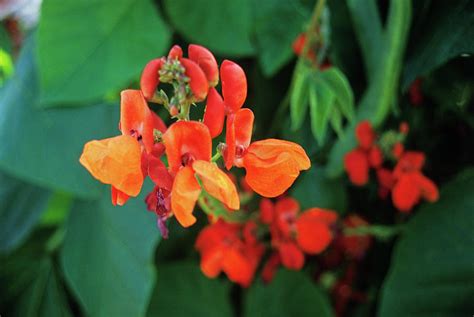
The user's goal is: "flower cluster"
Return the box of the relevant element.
[344,121,439,212]
[195,195,339,287]
[79,44,310,237]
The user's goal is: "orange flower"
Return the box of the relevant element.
[80,90,166,206]
[195,220,264,287]
[162,121,239,227]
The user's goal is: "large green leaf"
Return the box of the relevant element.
[244,269,334,317]
[163,0,254,57]
[60,182,160,317]
[37,0,170,106]
[0,35,122,199]
[290,165,347,214]
[254,0,310,76]
[402,0,474,88]
[0,172,51,254]
[378,169,474,317]
[147,262,233,317]
[0,231,72,317]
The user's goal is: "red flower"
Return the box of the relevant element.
[195,220,264,287]
[344,149,369,186]
[338,215,372,259]
[409,78,423,106]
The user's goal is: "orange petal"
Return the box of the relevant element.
[163,121,212,173]
[355,120,376,150]
[193,160,240,210]
[80,135,143,196]
[278,241,304,270]
[392,173,421,212]
[242,139,310,197]
[140,58,165,100]
[224,108,254,169]
[111,186,130,206]
[221,60,247,113]
[203,87,225,138]
[120,89,155,153]
[180,58,209,101]
[171,166,201,227]
[296,208,337,254]
[344,149,369,186]
[188,44,219,86]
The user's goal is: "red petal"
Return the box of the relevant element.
[140,58,164,100]
[296,209,337,254]
[168,45,183,59]
[344,149,369,186]
[259,198,274,224]
[180,58,209,101]
[355,121,376,150]
[278,241,304,270]
[392,173,421,212]
[203,87,225,138]
[220,60,247,113]
[188,44,219,86]
[368,145,383,168]
[111,186,130,206]
[224,108,254,169]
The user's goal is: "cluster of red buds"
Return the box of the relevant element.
[344,121,439,212]
[79,44,310,238]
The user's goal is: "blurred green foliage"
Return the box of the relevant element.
[0,0,473,316]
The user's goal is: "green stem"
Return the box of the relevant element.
[197,195,215,216]
[211,151,222,162]
[300,0,326,64]
[343,224,405,241]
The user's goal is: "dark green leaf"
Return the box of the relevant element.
[402,0,474,89]
[290,62,311,130]
[309,78,334,144]
[254,0,310,76]
[37,0,170,106]
[0,35,122,199]
[164,0,254,57]
[320,67,355,121]
[379,169,474,317]
[0,172,51,254]
[290,165,347,214]
[147,262,233,317]
[329,107,344,138]
[244,269,334,317]
[61,181,160,317]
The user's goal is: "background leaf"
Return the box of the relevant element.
[309,77,334,144]
[60,182,160,317]
[290,62,311,130]
[37,0,170,106]
[147,262,233,317]
[163,0,254,57]
[378,168,474,316]
[244,269,334,317]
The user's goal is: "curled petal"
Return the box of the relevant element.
[355,120,376,150]
[221,60,247,113]
[278,241,304,270]
[203,87,225,138]
[344,149,369,186]
[140,58,165,100]
[243,139,310,197]
[188,44,219,86]
[392,173,421,212]
[111,186,130,206]
[413,173,439,202]
[180,57,209,101]
[168,45,183,59]
[120,89,155,153]
[163,121,212,173]
[193,160,239,210]
[296,208,337,254]
[80,135,143,196]
[224,108,254,169]
[171,166,201,227]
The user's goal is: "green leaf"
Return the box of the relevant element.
[0,172,51,254]
[60,182,160,317]
[254,0,310,76]
[163,0,254,57]
[290,165,347,214]
[244,269,334,317]
[147,262,233,317]
[329,107,344,138]
[0,232,72,317]
[0,34,123,199]
[290,62,311,130]
[309,77,334,145]
[402,0,474,89]
[37,0,170,106]
[320,67,355,121]
[378,169,474,316]
[40,192,73,226]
